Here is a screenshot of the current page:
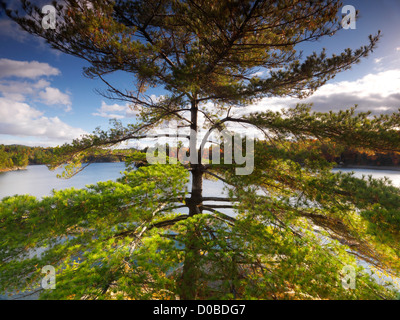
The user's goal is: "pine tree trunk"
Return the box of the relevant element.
[179,99,204,300]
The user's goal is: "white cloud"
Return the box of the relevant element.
[0,58,60,79]
[0,59,71,111]
[38,87,72,111]
[314,69,400,99]
[238,69,400,116]
[250,71,264,77]
[92,101,138,119]
[0,19,29,43]
[0,59,85,146]
[0,79,50,101]
[0,98,87,143]
[0,12,65,55]
[98,101,127,113]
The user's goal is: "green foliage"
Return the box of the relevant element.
[0,144,55,170]
[0,163,189,299]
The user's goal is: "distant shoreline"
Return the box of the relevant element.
[2,163,400,173]
[334,165,400,171]
[0,166,27,173]
[0,160,125,173]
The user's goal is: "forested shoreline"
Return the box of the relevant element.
[330,147,400,168]
[1,143,399,174]
[0,144,129,173]
[0,145,53,172]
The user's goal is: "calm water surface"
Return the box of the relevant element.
[0,163,232,200]
[1,164,399,200]
[0,163,127,199]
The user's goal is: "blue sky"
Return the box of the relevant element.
[1,0,400,147]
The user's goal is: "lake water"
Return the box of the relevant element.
[0,164,399,200]
[0,163,127,200]
[0,163,231,200]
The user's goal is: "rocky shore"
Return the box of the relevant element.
[0,166,27,173]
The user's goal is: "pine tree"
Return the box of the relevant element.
[1,0,400,300]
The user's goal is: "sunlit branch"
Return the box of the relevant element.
[201,207,236,225]
[202,170,230,185]
[201,197,238,202]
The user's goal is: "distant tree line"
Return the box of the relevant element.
[1,142,399,172]
[337,148,400,167]
[163,141,400,168]
[0,144,54,170]
[0,144,130,171]
[318,143,400,167]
